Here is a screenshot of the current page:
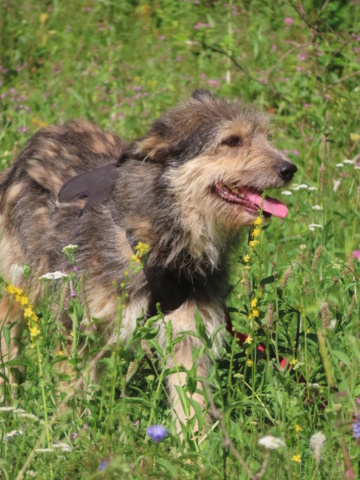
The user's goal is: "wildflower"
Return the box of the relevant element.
[250,298,257,308]
[29,324,41,340]
[0,406,15,412]
[70,432,78,441]
[266,303,274,329]
[254,217,263,226]
[351,417,360,438]
[57,350,64,356]
[249,240,259,249]
[243,254,250,263]
[244,336,253,344]
[130,254,141,264]
[308,186,317,191]
[336,163,344,167]
[281,190,292,195]
[289,358,297,365]
[6,429,23,441]
[281,266,292,288]
[10,264,24,283]
[252,227,261,238]
[17,412,39,421]
[350,133,360,142]
[295,424,303,432]
[98,460,109,471]
[246,359,253,367]
[252,308,259,318]
[320,303,331,328]
[353,250,360,260]
[52,442,72,452]
[333,179,341,192]
[146,425,168,442]
[40,13,48,24]
[39,271,68,281]
[292,184,308,190]
[134,241,150,258]
[291,454,301,463]
[35,448,54,453]
[310,431,326,463]
[312,205,322,210]
[258,435,285,449]
[284,17,294,25]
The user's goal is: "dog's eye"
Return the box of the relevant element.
[222,135,242,147]
[267,133,273,141]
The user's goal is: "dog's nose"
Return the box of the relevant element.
[277,161,297,181]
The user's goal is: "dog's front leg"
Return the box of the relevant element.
[161,299,222,434]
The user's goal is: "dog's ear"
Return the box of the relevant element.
[191,89,216,102]
[58,163,118,213]
[131,133,170,163]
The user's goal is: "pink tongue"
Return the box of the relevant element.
[246,190,289,218]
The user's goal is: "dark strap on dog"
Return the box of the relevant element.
[58,164,119,213]
[58,165,195,316]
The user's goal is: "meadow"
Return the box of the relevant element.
[0,0,360,478]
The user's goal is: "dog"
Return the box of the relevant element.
[0,89,296,426]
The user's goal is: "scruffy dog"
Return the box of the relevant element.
[0,90,296,425]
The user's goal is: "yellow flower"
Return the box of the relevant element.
[139,4,152,15]
[295,424,303,432]
[350,133,360,142]
[254,217,263,226]
[249,240,259,249]
[250,298,257,308]
[252,227,261,238]
[289,358,297,365]
[306,327,310,333]
[244,336,253,344]
[248,312,253,320]
[252,308,260,318]
[40,13,48,25]
[24,306,34,319]
[29,324,41,340]
[130,254,141,264]
[243,255,250,263]
[298,305,302,312]
[15,294,29,306]
[246,359,253,367]
[134,241,150,258]
[291,454,301,463]
[57,350,64,356]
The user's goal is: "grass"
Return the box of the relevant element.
[0,0,360,478]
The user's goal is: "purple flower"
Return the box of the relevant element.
[73,266,78,272]
[284,17,294,25]
[293,150,300,156]
[70,432,78,441]
[98,460,108,471]
[352,418,360,438]
[146,425,168,442]
[353,250,360,260]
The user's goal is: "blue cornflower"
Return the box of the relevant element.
[146,425,168,442]
[351,418,360,438]
[98,460,109,471]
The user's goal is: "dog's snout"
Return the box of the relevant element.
[277,161,297,181]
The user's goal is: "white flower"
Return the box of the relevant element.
[333,179,341,192]
[17,412,39,421]
[258,435,286,450]
[0,406,16,412]
[25,471,36,477]
[327,319,336,330]
[10,264,24,283]
[309,383,320,389]
[6,429,23,441]
[344,159,355,164]
[39,271,68,281]
[14,408,26,414]
[52,442,72,452]
[308,224,322,229]
[310,431,326,463]
[292,184,308,191]
[336,163,343,167]
[35,448,54,453]
[312,205,322,210]
[308,186,317,191]
[281,190,292,195]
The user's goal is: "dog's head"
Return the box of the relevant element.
[130,89,297,229]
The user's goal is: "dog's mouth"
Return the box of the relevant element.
[214,182,289,218]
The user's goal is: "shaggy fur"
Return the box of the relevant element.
[0,90,296,426]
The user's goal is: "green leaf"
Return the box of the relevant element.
[157,458,177,477]
[260,275,275,286]
[332,350,351,369]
